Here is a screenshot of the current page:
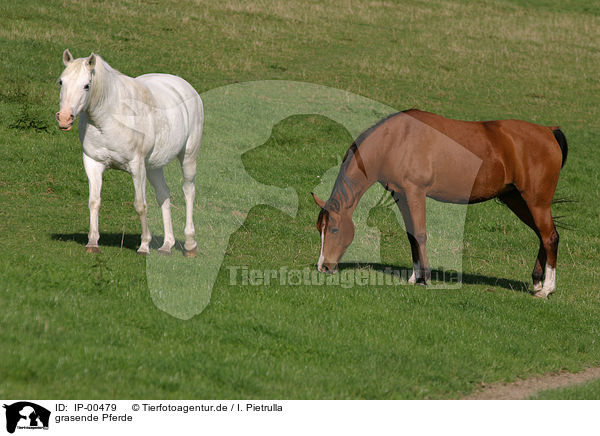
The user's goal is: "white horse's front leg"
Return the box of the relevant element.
[147,168,175,254]
[83,153,105,253]
[131,161,152,254]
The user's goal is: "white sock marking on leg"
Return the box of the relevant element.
[408,261,420,284]
[541,265,556,293]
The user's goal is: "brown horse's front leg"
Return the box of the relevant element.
[395,188,430,285]
[406,234,421,284]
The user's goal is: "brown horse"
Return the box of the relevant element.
[312,110,568,298]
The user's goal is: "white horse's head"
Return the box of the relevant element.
[56,49,96,131]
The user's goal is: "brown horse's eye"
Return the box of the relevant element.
[330,228,338,234]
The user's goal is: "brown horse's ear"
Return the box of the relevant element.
[63,49,73,66]
[311,192,326,208]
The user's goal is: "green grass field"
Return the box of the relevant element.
[1,0,599,399]
[533,378,600,399]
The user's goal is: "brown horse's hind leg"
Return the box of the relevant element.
[498,191,546,291]
[527,205,559,298]
[394,187,430,285]
[532,244,547,292]
[502,189,559,298]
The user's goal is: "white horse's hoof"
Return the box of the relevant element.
[184,246,198,258]
[533,289,553,299]
[85,245,100,254]
[137,248,149,256]
[158,246,172,255]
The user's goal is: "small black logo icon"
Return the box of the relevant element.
[3,402,50,434]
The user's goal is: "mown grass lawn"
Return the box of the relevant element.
[1,0,599,399]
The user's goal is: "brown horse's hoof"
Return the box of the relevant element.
[85,246,100,254]
[184,246,198,258]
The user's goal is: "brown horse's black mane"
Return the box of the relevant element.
[325,111,405,213]
[346,111,404,156]
[325,159,356,213]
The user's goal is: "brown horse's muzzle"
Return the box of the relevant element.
[318,263,338,274]
[56,111,74,131]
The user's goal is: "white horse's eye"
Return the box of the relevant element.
[84,83,90,91]
[58,79,62,86]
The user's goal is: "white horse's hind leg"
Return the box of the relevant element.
[179,155,198,257]
[131,161,152,254]
[177,96,202,258]
[147,167,175,254]
[83,153,105,253]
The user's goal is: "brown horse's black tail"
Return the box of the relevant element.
[552,128,568,169]
[550,128,572,230]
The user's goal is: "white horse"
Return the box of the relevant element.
[56,49,203,256]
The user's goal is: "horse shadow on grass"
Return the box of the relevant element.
[50,233,187,254]
[51,233,530,293]
[336,262,531,294]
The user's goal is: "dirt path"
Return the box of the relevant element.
[463,366,600,400]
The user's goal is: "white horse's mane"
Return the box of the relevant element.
[89,56,123,109]
[64,55,124,110]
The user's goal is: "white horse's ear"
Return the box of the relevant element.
[86,53,97,70]
[63,49,73,66]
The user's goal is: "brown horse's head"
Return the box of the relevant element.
[312,193,354,273]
